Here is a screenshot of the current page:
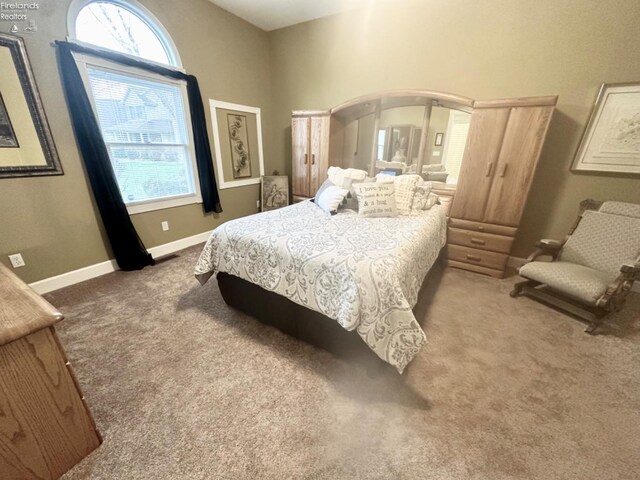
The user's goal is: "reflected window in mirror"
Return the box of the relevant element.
[440,110,471,184]
[376,129,386,161]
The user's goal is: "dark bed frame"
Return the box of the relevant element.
[216,252,445,373]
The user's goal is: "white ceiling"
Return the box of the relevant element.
[208,0,371,31]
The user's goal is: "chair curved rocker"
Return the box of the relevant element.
[510,199,640,333]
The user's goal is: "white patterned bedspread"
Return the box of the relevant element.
[194,201,447,372]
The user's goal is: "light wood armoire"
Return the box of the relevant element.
[290,91,557,278]
[447,98,555,277]
[291,111,332,202]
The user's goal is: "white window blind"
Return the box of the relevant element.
[442,111,471,184]
[86,66,198,206]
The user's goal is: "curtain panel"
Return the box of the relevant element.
[56,41,222,271]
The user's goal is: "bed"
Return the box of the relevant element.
[194,200,447,373]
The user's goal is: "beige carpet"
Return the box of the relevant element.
[45,245,640,480]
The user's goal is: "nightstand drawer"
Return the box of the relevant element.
[447,244,509,271]
[448,228,514,254]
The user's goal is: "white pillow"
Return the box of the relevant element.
[352,182,397,217]
[327,167,368,189]
[393,174,421,215]
[315,184,349,215]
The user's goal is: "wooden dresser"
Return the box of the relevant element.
[0,264,101,479]
[447,97,556,278]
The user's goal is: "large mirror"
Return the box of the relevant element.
[338,103,470,185]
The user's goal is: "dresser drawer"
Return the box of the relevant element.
[449,218,517,237]
[447,244,509,271]
[448,228,514,254]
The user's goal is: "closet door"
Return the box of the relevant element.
[449,108,510,221]
[483,106,554,226]
[292,117,310,198]
[309,116,330,195]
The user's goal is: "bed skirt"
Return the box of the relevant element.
[215,251,445,372]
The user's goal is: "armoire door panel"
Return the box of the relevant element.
[309,116,330,195]
[291,117,310,197]
[449,108,510,221]
[483,106,553,226]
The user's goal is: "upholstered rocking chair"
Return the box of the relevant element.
[510,200,640,333]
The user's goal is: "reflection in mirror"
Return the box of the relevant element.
[375,105,470,185]
[423,107,470,185]
[340,113,375,172]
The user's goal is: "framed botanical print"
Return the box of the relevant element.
[0,33,62,178]
[572,82,640,174]
[210,99,265,189]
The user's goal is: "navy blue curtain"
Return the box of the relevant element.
[56,41,222,270]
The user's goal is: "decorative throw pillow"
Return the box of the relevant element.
[314,178,334,201]
[343,177,374,211]
[410,192,439,215]
[352,182,397,217]
[315,184,349,215]
[327,167,368,189]
[393,174,421,215]
[411,182,433,211]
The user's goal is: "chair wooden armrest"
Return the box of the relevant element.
[620,262,640,281]
[525,239,564,263]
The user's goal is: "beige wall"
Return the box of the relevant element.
[269,0,640,257]
[0,0,273,283]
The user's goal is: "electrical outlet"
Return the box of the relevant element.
[161,221,169,231]
[256,200,260,209]
[8,253,25,268]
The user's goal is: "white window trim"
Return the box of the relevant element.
[74,52,202,214]
[67,0,183,69]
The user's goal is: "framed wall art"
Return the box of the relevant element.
[0,33,62,178]
[572,82,640,174]
[210,99,264,189]
[261,175,289,211]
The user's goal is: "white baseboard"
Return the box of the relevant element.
[29,230,212,295]
[507,256,640,293]
[146,230,212,259]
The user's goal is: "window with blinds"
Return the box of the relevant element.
[442,110,471,184]
[84,65,199,210]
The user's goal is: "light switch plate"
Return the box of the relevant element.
[8,253,25,268]
[161,221,169,231]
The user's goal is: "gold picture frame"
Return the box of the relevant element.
[0,33,62,178]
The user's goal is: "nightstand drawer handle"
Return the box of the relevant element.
[470,238,485,245]
[466,254,482,262]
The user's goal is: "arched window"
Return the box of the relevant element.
[69,0,180,66]
[69,0,201,214]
